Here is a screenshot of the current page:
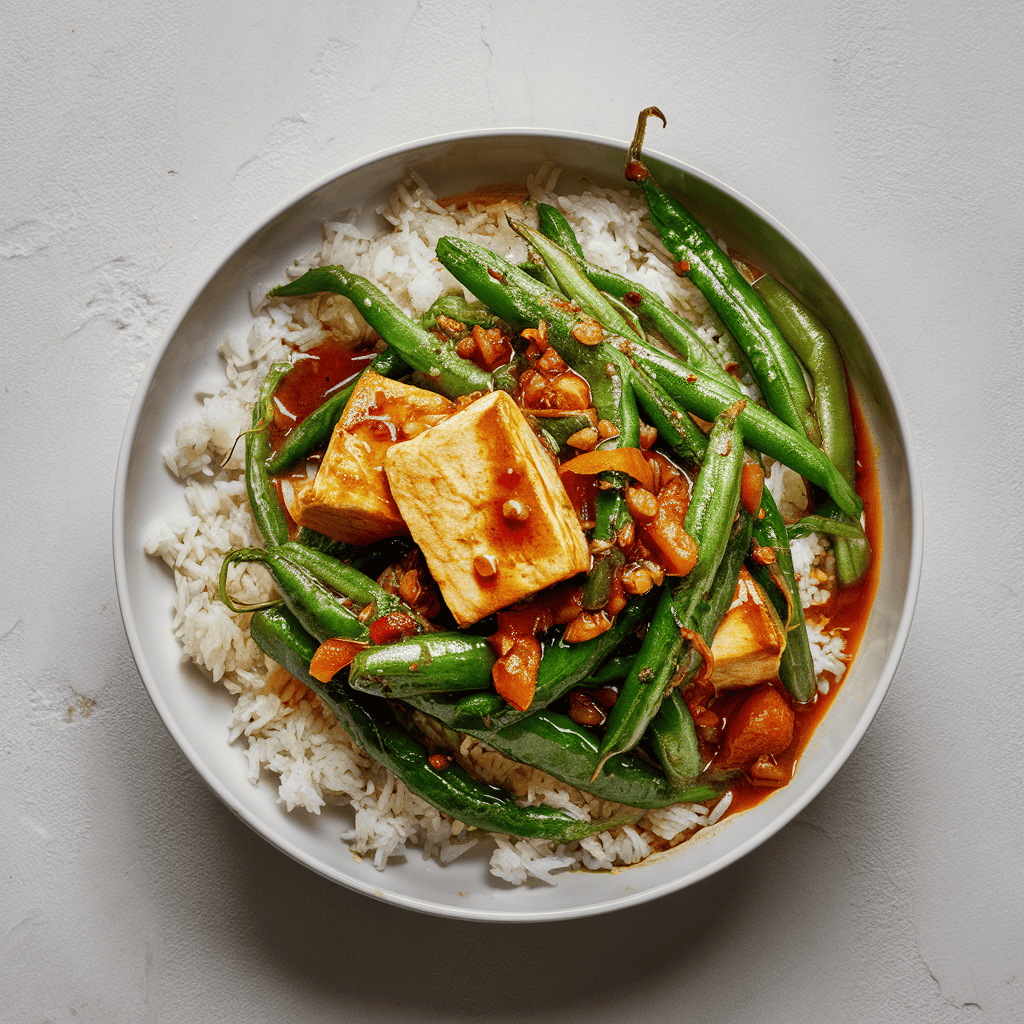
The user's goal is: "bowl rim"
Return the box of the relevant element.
[112,126,923,922]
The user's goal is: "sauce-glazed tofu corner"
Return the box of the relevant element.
[384,390,591,626]
[289,370,454,545]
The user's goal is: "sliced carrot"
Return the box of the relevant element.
[368,612,419,645]
[309,637,369,682]
[638,476,699,576]
[491,635,541,711]
[559,447,655,492]
[741,454,765,518]
[715,685,795,769]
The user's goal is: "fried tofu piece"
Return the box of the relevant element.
[289,371,454,545]
[711,568,787,690]
[384,390,590,626]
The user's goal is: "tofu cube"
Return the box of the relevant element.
[289,371,454,545]
[384,390,590,626]
[710,568,787,690]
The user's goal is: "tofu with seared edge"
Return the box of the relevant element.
[710,567,788,689]
[289,370,454,545]
[384,390,591,626]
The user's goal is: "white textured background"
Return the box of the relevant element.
[2,1,1021,1020]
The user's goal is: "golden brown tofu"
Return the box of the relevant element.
[384,390,591,626]
[289,371,454,545]
[710,568,787,690]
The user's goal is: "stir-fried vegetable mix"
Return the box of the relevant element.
[219,109,873,840]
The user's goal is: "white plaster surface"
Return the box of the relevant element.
[2,1,1021,1020]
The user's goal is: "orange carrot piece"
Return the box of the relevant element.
[715,685,795,769]
[741,455,765,518]
[559,447,655,492]
[309,637,369,682]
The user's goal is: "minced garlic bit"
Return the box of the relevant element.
[473,553,499,577]
[502,499,531,522]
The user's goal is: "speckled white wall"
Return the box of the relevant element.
[2,1,1021,1021]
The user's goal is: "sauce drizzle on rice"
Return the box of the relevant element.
[145,166,877,884]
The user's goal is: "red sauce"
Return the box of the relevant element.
[437,183,530,209]
[269,336,377,451]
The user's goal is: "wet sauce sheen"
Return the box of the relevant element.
[269,336,377,451]
[711,387,882,824]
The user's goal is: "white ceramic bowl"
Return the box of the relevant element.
[113,129,922,922]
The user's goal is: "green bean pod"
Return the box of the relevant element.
[419,293,501,331]
[246,362,292,548]
[435,235,707,463]
[533,203,736,387]
[503,216,713,563]
[630,337,862,517]
[749,488,817,703]
[527,410,598,454]
[649,508,753,784]
[536,202,586,259]
[594,402,747,777]
[275,541,412,621]
[291,526,352,562]
[348,633,496,698]
[751,274,870,585]
[505,217,649,607]
[577,655,634,687]
[249,607,640,841]
[510,218,641,343]
[219,547,367,644]
[407,590,653,733]
[626,107,821,447]
[269,266,513,399]
[409,703,725,810]
[266,346,407,475]
[790,513,866,540]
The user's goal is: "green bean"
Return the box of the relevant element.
[245,362,292,548]
[533,202,733,386]
[407,590,654,733]
[435,235,707,463]
[526,410,598,454]
[630,337,863,517]
[577,655,634,687]
[536,202,585,259]
[407,703,725,810]
[626,107,821,447]
[269,266,514,399]
[502,219,715,466]
[219,547,367,644]
[749,488,816,703]
[510,218,641,342]
[348,633,496,698]
[418,293,501,331]
[275,541,408,619]
[594,401,747,778]
[789,514,865,540]
[249,606,640,841]
[751,274,870,585]
[292,526,352,562]
[507,214,710,586]
[435,232,642,610]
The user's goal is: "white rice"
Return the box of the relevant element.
[145,167,848,883]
